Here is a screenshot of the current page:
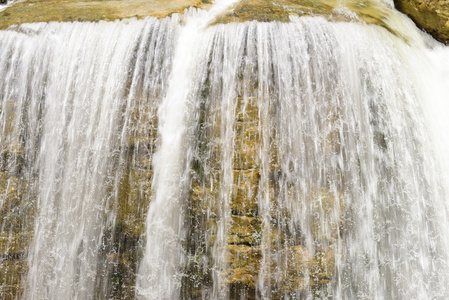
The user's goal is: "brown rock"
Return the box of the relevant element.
[225,244,261,287]
[394,0,449,43]
[231,169,260,216]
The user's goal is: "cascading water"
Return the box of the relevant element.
[0,18,180,299]
[135,1,239,298]
[1,1,449,299]
[0,1,14,13]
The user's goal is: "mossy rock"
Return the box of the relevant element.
[311,246,335,285]
[225,244,261,288]
[0,258,27,299]
[0,0,208,30]
[308,188,344,244]
[0,233,30,256]
[277,245,314,292]
[233,121,260,169]
[235,96,259,123]
[213,0,392,24]
[212,0,418,45]
[0,0,425,47]
[233,136,260,169]
[213,0,333,24]
[231,169,260,216]
[116,171,152,237]
[228,215,261,245]
[99,97,158,298]
[105,248,142,299]
[223,242,335,295]
[261,244,336,295]
[0,169,35,299]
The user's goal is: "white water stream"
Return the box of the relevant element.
[0,2,449,299]
[0,0,14,13]
[135,0,239,298]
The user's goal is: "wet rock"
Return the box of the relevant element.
[214,0,332,24]
[0,233,28,257]
[311,246,335,285]
[0,0,207,30]
[0,171,35,300]
[228,215,261,245]
[234,97,260,170]
[259,244,335,296]
[275,245,314,292]
[225,244,261,296]
[394,0,449,43]
[0,259,27,300]
[231,169,260,216]
[95,98,158,299]
[214,0,396,26]
[308,188,344,244]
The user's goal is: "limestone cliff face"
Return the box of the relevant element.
[394,0,449,43]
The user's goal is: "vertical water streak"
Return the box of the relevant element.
[95,17,180,298]
[136,1,238,299]
[135,10,202,299]
[0,18,182,299]
[1,5,449,300]
[191,16,449,299]
[0,25,48,298]
[0,17,181,299]
[21,21,148,299]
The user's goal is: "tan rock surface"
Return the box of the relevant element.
[394,0,449,43]
[0,0,208,29]
[0,0,415,35]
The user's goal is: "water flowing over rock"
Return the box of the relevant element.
[1,1,449,299]
[394,0,449,44]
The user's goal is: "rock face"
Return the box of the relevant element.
[0,0,407,34]
[394,0,449,43]
[0,0,208,29]
[2,0,446,298]
[2,0,449,45]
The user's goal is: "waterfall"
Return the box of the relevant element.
[1,2,449,299]
[0,1,14,13]
[0,18,180,299]
[135,0,239,298]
